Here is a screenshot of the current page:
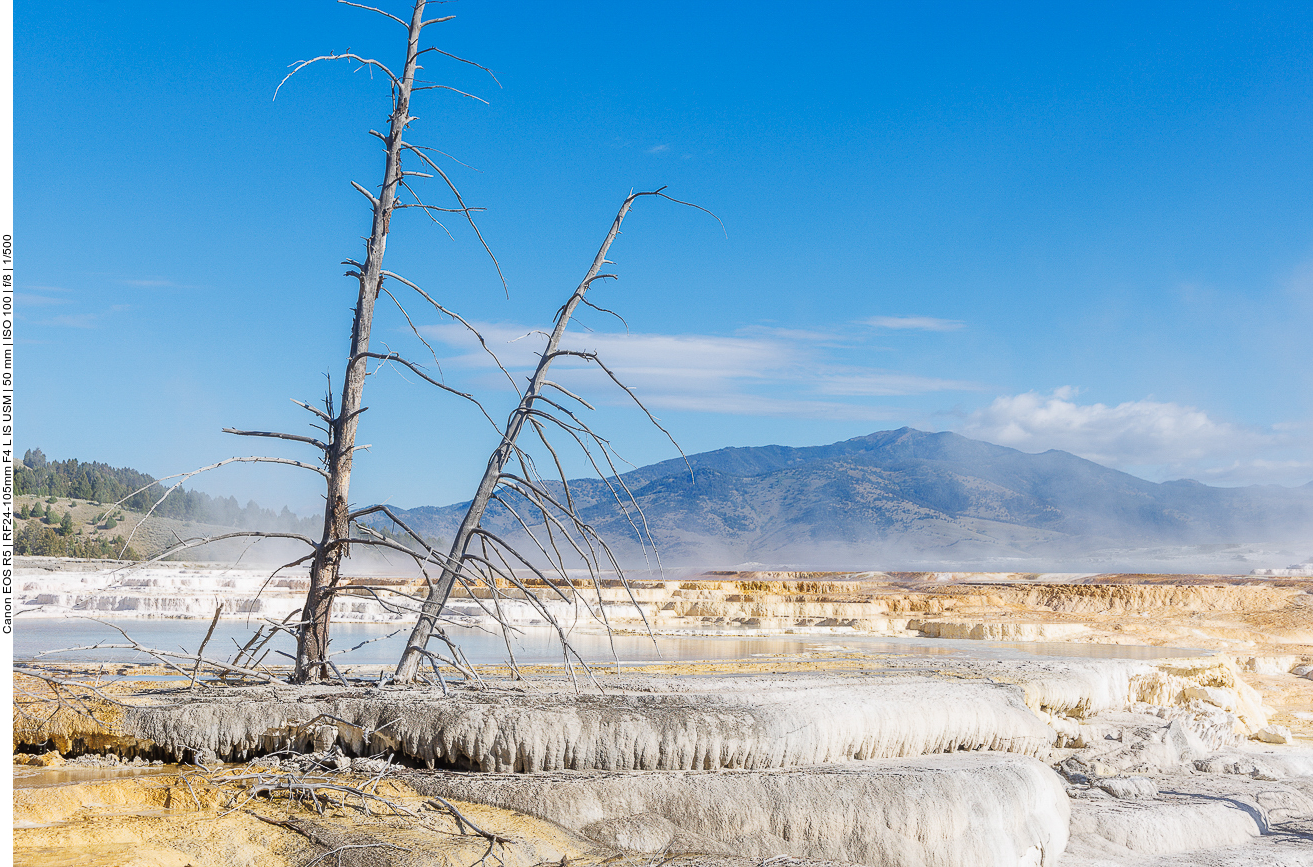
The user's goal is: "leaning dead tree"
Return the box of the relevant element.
[391,189,700,683]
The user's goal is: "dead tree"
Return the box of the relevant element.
[240,0,514,682]
[392,188,705,683]
[280,0,410,682]
[98,3,711,687]
[99,0,502,683]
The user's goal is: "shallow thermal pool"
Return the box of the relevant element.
[13,617,1208,669]
[12,764,184,791]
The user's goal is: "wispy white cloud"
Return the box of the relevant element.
[640,392,902,421]
[18,294,72,307]
[816,369,980,397]
[1201,459,1313,486]
[21,284,75,307]
[37,304,130,330]
[414,321,981,420]
[955,386,1301,483]
[116,278,194,289]
[740,325,843,343]
[646,144,670,154]
[391,316,1313,485]
[43,313,101,329]
[864,315,964,332]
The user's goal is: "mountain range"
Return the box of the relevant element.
[384,428,1313,570]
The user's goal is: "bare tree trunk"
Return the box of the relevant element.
[394,193,648,683]
[295,1,428,683]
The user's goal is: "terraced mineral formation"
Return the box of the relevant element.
[406,754,1071,866]
[17,563,1313,657]
[16,675,1055,769]
[13,562,1313,866]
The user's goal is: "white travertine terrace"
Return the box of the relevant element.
[14,559,1313,866]
[15,563,562,624]
[75,677,1054,770]
[409,754,1071,867]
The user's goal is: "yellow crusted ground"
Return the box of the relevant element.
[13,771,596,867]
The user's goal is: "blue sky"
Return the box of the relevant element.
[16,1,1313,512]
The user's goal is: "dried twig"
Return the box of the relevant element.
[426,795,509,842]
[306,843,414,867]
[190,603,224,690]
[36,618,281,684]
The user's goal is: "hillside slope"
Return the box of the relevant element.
[384,428,1313,568]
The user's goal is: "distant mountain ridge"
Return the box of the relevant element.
[384,428,1313,568]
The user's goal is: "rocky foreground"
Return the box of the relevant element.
[11,566,1313,866]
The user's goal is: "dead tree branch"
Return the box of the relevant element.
[221,428,329,452]
[380,268,518,392]
[34,617,283,684]
[416,46,501,86]
[274,53,400,101]
[105,456,329,560]
[425,796,509,843]
[355,350,500,429]
[337,1,408,28]
[395,190,703,682]
[190,603,224,690]
[128,531,320,570]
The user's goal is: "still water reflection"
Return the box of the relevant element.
[13,619,810,665]
[13,617,1207,667]
[13,764,182,790]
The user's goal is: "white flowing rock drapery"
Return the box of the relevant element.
[122,678,1054,771]
[409,754,1071,867]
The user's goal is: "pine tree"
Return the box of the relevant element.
[59,511,74,535]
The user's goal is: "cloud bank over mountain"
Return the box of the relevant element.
[418,319,980,422]
[410,319,1313,491]
[957,387,1308,485]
